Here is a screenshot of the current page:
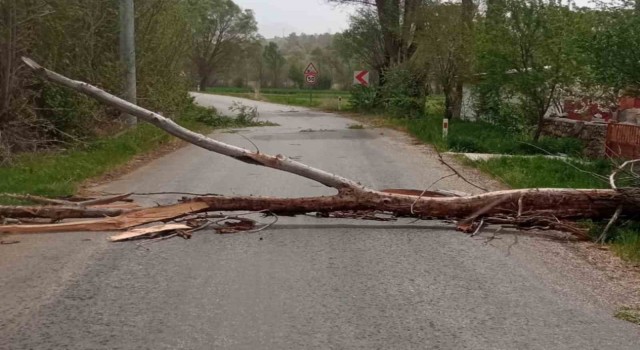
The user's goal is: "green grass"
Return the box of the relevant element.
[0,104,265,198]
[391,115,583,157]
[611,222,640,263]
[205,87,350,110]
[615,307,640,325]
[466,156,612,189]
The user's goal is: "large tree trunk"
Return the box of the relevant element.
[2,187,638,234]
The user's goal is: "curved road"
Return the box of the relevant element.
[1,94,638,349]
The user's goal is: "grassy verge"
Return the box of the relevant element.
[386,116,584,156]
[615,307,640,325]
[205,87,350,110]
[0,104,267,198]
[464,156,612,189]
[354,109,640,263]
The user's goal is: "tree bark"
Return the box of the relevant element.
[21,57,366,194]
[0,202,208,234]
[0,205,128,219]
[1,188,637,234]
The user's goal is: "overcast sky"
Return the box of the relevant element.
[233,0,358,38]
[234,0,604,39]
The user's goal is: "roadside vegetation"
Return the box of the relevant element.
[205,87,349,110]
[2,0,638,263]
[0,105,268,199]
[0,0,268,195]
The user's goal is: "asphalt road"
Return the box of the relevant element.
[1,94,638,349]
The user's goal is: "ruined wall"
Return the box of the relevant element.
[541,118,607,158]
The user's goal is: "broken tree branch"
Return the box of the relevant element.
[0,205,129,219]
[21,57,366,194]
[0,202,208,234]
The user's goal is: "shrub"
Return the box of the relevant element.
[379,68,425,118]
[229,101,259,124]
[349,85,378,112]
[447,135,487,153]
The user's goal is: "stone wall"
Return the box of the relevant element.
[541,117,607,158]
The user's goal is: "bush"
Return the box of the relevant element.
[229,101,259,124]
[38,84,104,139]
[349,85,378,112]
[316,75,333,90]
[447,135,486,153]
[379,68,425,118]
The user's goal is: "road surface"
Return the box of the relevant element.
[1,94,638,349]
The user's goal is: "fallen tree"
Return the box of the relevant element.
[0,57,637,241]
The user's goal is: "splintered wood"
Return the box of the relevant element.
[109,224,192,242]
[0,57,636,242]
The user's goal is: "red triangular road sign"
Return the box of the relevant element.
[304,62,318,76]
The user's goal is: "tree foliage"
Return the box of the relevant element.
[188,0,258,88]
[0,0,259,162]
[412,2,474,120]
[476,0,584,139]
[262,42,286,88]
[585,8,640,94]
[329,0,422,70]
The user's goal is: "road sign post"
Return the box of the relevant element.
[443,118,449,139]
[304,62,318,106]
[353,70,370,87]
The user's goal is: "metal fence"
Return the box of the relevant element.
[606,123,640,159]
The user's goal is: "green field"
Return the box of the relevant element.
[205,87,350,110]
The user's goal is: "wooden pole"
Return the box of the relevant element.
[119,0,137,126]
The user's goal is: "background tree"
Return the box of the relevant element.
[288,62,304,88]
[585,7,640,95]
[188,0,258,88]
[262,42,286,87]
[1,0,254,162]
[328,0,422,72]
[333,9,386,78]
[476,0,583,139]
[412,2,474,120]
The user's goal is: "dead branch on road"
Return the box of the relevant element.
[1,57,637,242]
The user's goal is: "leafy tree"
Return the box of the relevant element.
[288,62,304,88]
[0,0,206,161]
[334,9,385,79]
[412,2,474,119]
[328,0,422,70]
[188,0,258,88]
[585,8,640,95]
[262,42,286,87]
[477,0,583,139]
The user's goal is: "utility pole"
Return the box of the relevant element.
[119,0,137,126]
